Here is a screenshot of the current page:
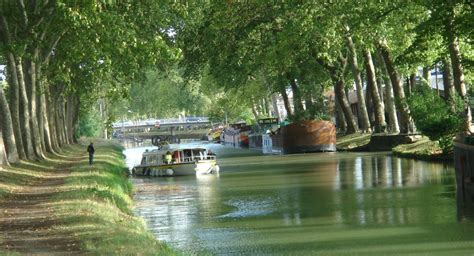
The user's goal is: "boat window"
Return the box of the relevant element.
[183,149,192,162]
[192,149,204,160]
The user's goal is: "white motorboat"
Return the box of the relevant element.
[132,146,220,177]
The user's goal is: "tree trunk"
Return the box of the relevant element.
[26,54,44,159]
[251,104,259,120]
[442,57,455,109]
[304,93,315,118]
[256,99,264,117]
[271,94,280,119]
[280,84,292,118]
[329,58,358,133]
[70,95,81,143]
[404,77,411,97]
[46,86,60,152]
[6,53,27,159]
[264,97,272,118]
[409,73,416,91]
[37,92,45,151]
[16,57,35,159]
[56,103,67,147]
[0,82,19,163]
[40,92,53,153]
[54,98,64,147]
[60,101,70,144]
[335,97,347,133]
[365,79,374,127]
[364,49,386,133]
[376,75,385,107]
[445,14,472,133]
[287,75,304,118]
[36,66,46,152]
[422,66,430,86]
[0,129,8,166]
[317,55,357,133]
[378,40,414,134]
[62,101,72,145]
[38,75,57,152]
[334,78,358,134]
[376,48,399,133]
[66,96,75,143]
[101,99,108,139]
[345,34,371,132]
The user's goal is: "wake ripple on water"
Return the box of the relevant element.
[217,196,280,218]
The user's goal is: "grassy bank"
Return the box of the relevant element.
[336,133,451,161]
[336,133,371,151]
[0,139,177,255]
[392,137,452,161]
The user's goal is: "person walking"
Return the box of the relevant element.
[87,142,95,165]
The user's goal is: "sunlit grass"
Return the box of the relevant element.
[51,199,176,255]
[0,162,45,197]
[393,137,450,161]
[53,139,178,254]
[336,133,371,150]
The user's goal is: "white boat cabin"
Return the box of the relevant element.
[140,147,215,166]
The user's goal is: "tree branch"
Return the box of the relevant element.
[42,31,65,64]
[16,0,28,27]
[41,0,50,9]
[374,6,400,22]
[0,14,12,45]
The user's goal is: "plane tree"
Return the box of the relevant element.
[179,2,341,124]
[412,0,473,133]
[0,0,178,165]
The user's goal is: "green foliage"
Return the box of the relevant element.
[75,107,103,138]
[125,67,210,118]
[407,87,464,153]
[206,95,254,124]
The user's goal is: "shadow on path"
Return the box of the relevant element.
[0,156,87,255]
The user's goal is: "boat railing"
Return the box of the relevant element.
[138,154,217,167]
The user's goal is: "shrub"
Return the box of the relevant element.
[407,86,464,154]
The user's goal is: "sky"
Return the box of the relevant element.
[0,65,5,81]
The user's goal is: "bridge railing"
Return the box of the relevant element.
[112,117,210,128]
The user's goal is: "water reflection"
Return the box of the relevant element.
[126,145,474,255]
[332,155,455,227]
[196,174,221,218]
[457,179,474,222]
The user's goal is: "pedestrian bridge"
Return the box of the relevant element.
[112,117,211,141]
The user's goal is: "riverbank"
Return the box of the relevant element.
[0,139,176,255]
[392,137,452,161]
[336,133,371,151]
[337,133,450,161]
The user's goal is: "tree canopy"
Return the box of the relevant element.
[0,1,472,164]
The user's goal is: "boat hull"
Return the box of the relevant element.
[272,120,336,154]
[133,161,219,177]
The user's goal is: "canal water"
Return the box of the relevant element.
[124,142,474,255]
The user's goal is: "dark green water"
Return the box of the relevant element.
[127,144,474,255]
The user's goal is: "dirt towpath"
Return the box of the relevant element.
[0,156,86,255]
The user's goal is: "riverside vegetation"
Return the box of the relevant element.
[0,139,177,255]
